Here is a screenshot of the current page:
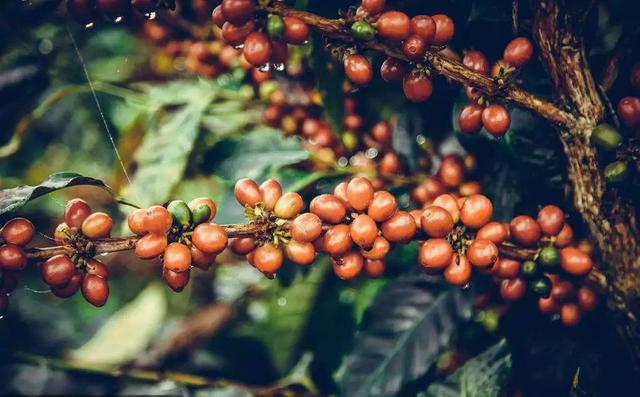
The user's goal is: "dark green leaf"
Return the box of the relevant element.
[0,172,109,215]
[336,273,473,397]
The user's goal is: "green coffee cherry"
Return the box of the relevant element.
[538,246,560,268]
[592,124,623,151]
[266,14,284,38]
[167,200,192,228]
[342,131,358,150]
[259,80,279,101]
[531,276,552,297]
[604,161,628,183]
[191,205,211,226]
[351,20,376,41]
[521,260,539,279]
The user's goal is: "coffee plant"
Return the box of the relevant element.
[1,0,640,395]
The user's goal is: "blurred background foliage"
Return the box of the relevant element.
[1,0,639,396]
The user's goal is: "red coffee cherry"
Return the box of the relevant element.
[0,244,27,270]
[432,194,460,223]
[560,247,593,276]
[458,103,484,133]
[560,303,582,326]
[381,211,417,243]
[410,15,435,43]
[163,243,192,273]
[463,50,489,75]
[482,104,510,137]
[235,178,263,207]
[538,296,560,314]
[254,243,284,274]
[510,215,541,246]
[438,155,464,188]
[344,54,373,85]
[64,198,92,229]
[350,214,378,248]
[243,32,271,66]
[419,238,453,269]
[555,224,574,248]
[380,57,408,83]
[222,20,256,46]
[376,11,411,41]
[465,85,481,101]
[347,176,375,211]
[361,0,385,14]
[467,239,499,267]
[551,279,576,302]
[431,14,455,46]
[371,121,392,146]
[285,240,316,265]
[135,233,168,259]
[420,206,454,238]
[403,35,426,60]
[444,254,472,286]
[310,194,347,224]
[128,209,147,235]
[51,272,82,298]
[188,197,217,222]
[403,72,432,102]
[270,39,289,64]
[493,257,521,279]
[361,236,390,260]
[460,194,493,229]
[500,278,526,301]
[192,223,228,254]
[229,237,257,255]
[617,96,640,128]
[81,212,113,239]
[577,286,598,312]
[537,205,565,236]
[367,191,397,222]
[333,251,364,280]
[191,246,216,270]
[365,258,385,278]
[82,273,109,306]
[291,213,323,242]
[1,218,35,246]
[274,192,304,219]
[476,222,509,244]
[212,5,226,28]
[503,37,534,67]
[144,206,173,235]
[163,267,190,292]
[324,224,353,257]
[42,254,75,287]
[283,16,309,44]
[87,259,109,279]
[220,0,255,25]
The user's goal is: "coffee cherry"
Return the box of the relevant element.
[379,152,402,175]
[560,247,593,276]
[67,0,98,24]
[555,224,574,248]
[537,205,565,236]
[332,182,351,209]
[324,224,353,257]
[189,197,217,222]
[244,32,271,66]
[235,178,263,208]
[42,254,75,287]
[403,72,432,102]
[344,54,373,85]
[192,223,228,254]
[351,20,376,41]
[410,15,435,42]
[493,257,521,279]
[1,218,34,246]
[538,246,561,271]
[87,259,109,279]
[604,161,628,183]
[560,303,581,326]
[577,287,598,312]
[438,155,464,188]
[476,222,508,244]
[308,194,346,224]
[531,276,552,297]
[380,57,408,83]
[64,198,92,229]
[538,296,560,314]
[371,121,392,146]
[54,223,75,244]
[367,191,397,223]
[458,103,484,133]
[381,211,416,243]
[0,244,27,270]
[460,194,493,229]
[459,181,482,197]
[81,212,113,239]
[431,14,455,46]
[347,177,375,211]
[254,243,284,274]
[432,194,460,223]
[212,5,226,28]
[285,240,316,265]
[259,179,283,211]
[350,214,378,248]
[230,237,257,255]
[444,254,472,286]
[221,0,255,25]
[551,279,576,302]
[267,14,285,38]
[482,104,510,137]
[135,233,168,259]
[500,278,526,301]
[592,124,623,150]
[403,35,426,60]
[510,215,541,246]
[361,236,390,260]
[617,96,640,128]
[222,20,256,46]
[144,206,173,235]
[283,16,309,44]
[163,267,190,292]
[467,239,498,267]
[274,192,303,219]
[419,238,453,269]
[463,51,489,75]
[128,209,147,235]
[491,59,512,78]
[191,246,216,270]
[503,37,533,67]
[290,213,322,242]
[420,206,453,238]
[521,260,539,279]
[52,272,82,298]
[333,251,364,280]
[163,243,192,273]
[376,11,410,41]
[361,0,385,14]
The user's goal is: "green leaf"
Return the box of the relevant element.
[336,274,473,397]
[0,172,110,215]
[422,339,512,397]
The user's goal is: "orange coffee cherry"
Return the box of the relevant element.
[381,211,416,243]
[419,238,453,269]
[273,192,303,219]
[432,194,460,223]
[360,236,391,260]
[460,194,493,229]
[163,243,192,273]
[259,179,283,211]
[332,250,364,280]
[291,213,323,242]
[467,239,498,267]
[285,240,316,265]
[128,209,147,235]
[144,206,173,235]
[81,212,113,239]
[64,198,92,229]
[234,178,263,207]
[509,215,541,246]
[310,194,347,224]
[560,247,593,276]
[350,214,378,248]
[367,191,398,223]
[229,237,257,255]
[444,254,472,286]
[420,206,454,238]
[135,233,168,259]
[324,224,353,257]
[365,259,385,278]
[192,223,228,254]
[254,243,284,274]
[347,176,375,211]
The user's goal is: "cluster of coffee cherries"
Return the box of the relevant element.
[66,0,168,26]
[128,197,222,292]
[412,153,481,207]
[0,218,36,315]
[48,199,114,306]
[457,37,534,138]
